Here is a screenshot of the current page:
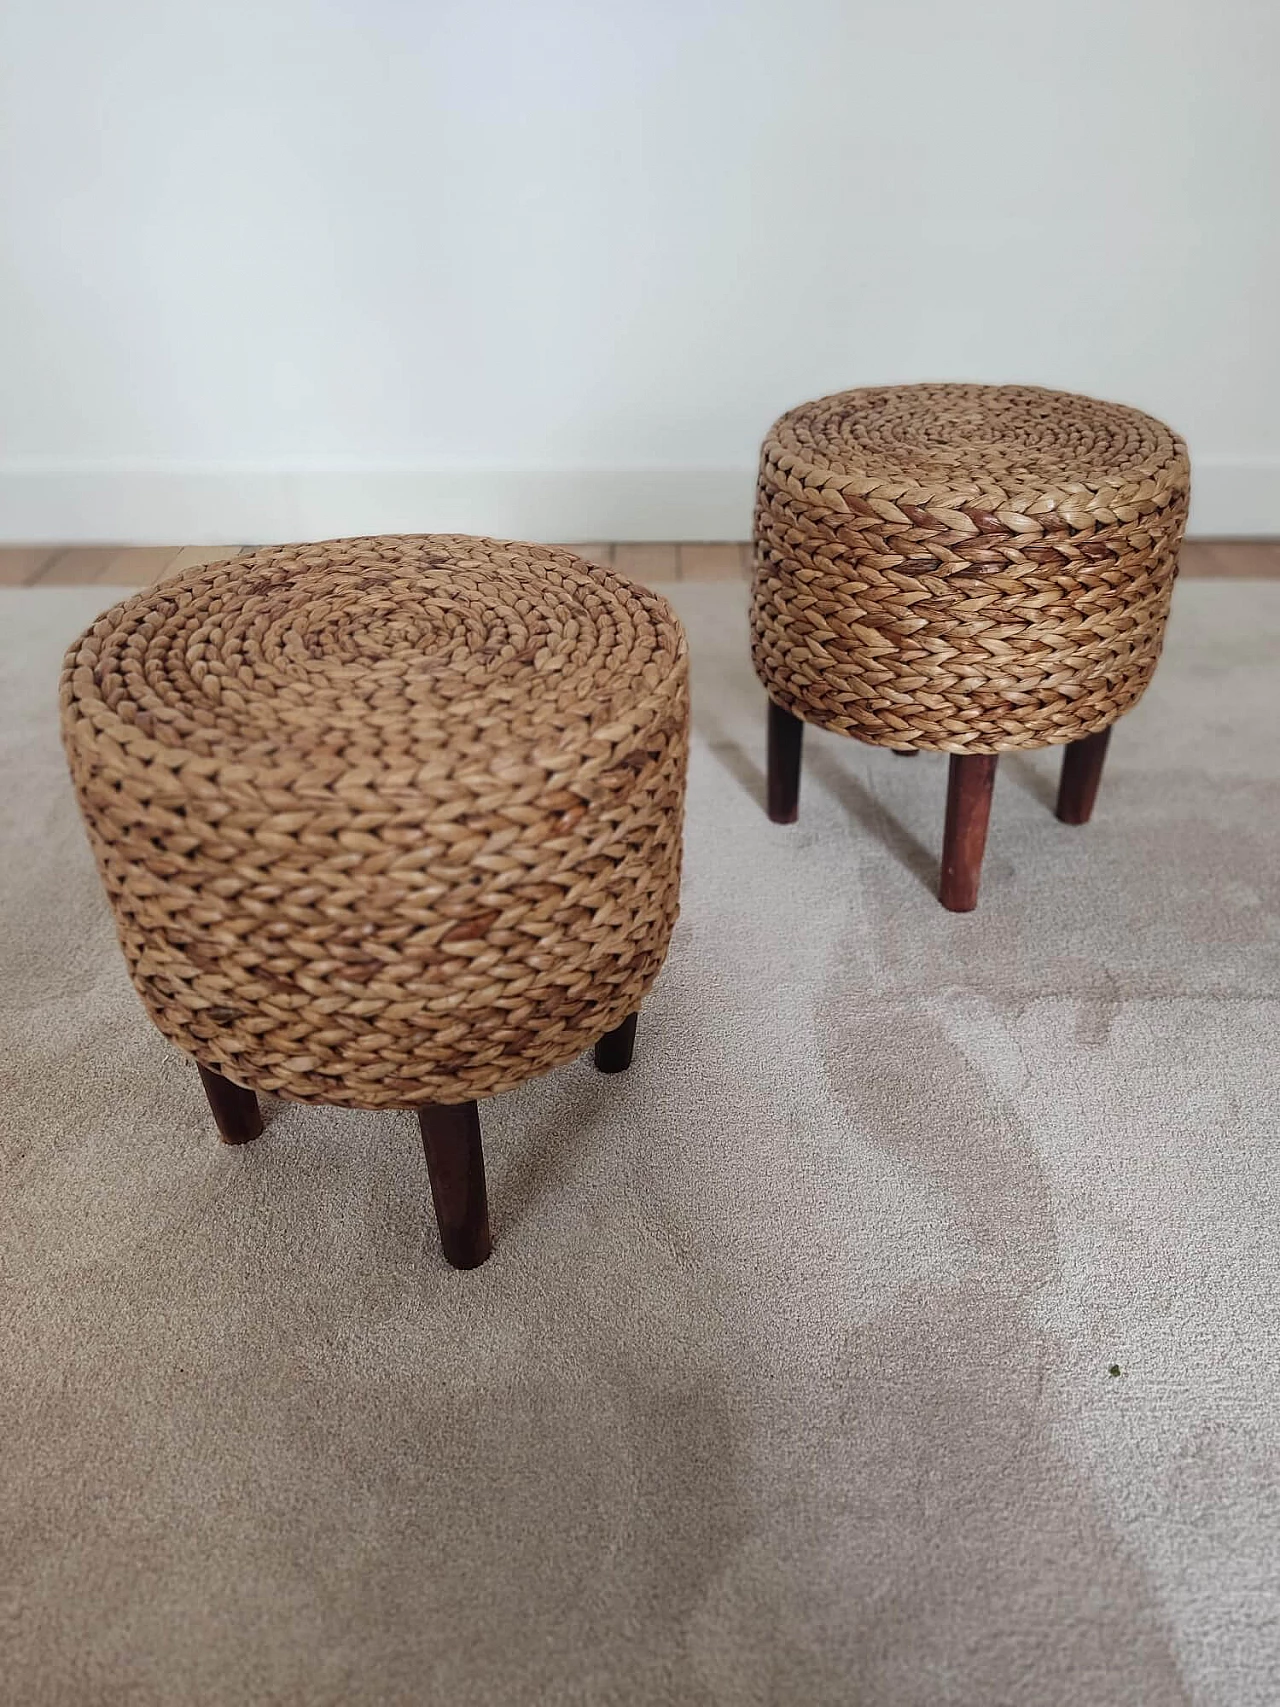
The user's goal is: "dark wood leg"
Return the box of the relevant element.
[197,1062,262,1144]
[418,1102,492,1270]
[594,1011,638,1074]
[767,700,803,823]
[1056,728,1112,825]
[939,754,999,913]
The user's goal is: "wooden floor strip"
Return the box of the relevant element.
[31,549,119,586]
[107,547,182,586]
[613,543,680,583]
[2,539,1277,585]
[0,548,58,586]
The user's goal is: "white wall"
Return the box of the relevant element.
[1,0,1277,542]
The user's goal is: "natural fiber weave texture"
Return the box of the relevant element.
[60,536,689,1108]
[751,383,1190,752]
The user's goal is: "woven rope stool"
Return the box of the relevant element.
[751,384,1190,910]
[61,536,689,1269]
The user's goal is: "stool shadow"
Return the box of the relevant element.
[498,1075,611,1231]
[1001,751,1057,812]
[696,701,937,895]
[806,744,938,896]
[698,704,767,815]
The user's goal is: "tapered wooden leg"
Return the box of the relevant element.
[197,1062,262,1144]
[939,754,998,913]
[1056,728,1112,825]
[595,1011,638,1074]
[418,1102,491,1270]
[767,700,803,823]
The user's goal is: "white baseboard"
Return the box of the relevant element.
[0,465,755,545]
[1183,459,1280,537]
[0,458,1275,543]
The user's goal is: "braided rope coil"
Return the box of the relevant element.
[751,384,1190,752]
[61,536,689,1108]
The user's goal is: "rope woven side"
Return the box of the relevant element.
[751,384,1190,752]
[61,536,689,1108]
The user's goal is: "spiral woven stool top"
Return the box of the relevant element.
[61,536,690,1108]
[751,383,1190,752]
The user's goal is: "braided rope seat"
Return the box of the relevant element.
[751,383,1190,753]
[61,536,689,1112]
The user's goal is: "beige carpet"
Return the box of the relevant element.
[2,581,1278,1706]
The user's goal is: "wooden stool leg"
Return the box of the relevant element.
[1056,728,1112,825]
[197,1063,262,1144]
[767,700,803,823]
[939,754,998,913]
[595,1012,638,1074]
[418,1102,492,1270]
